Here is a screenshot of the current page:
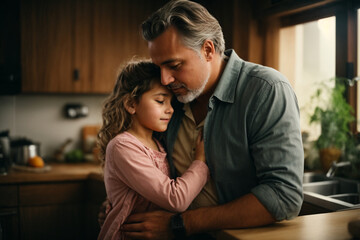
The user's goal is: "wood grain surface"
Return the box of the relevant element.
[218,208,360,240]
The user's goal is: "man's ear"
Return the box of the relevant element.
[203,40,215,61]
[124,97,136,115]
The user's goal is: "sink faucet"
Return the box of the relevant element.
[326,161,352,178]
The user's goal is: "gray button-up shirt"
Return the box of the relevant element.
[166,49,304,221]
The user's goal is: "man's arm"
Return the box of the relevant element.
[183,193,275,234]
[123,193,275,239]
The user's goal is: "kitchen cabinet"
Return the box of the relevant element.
[85,175,107,239]
[0,0,21,94]
[20,0,167,94]
[0,182,86,240]
[0,186,19,240]
[0,208,19,240]
[0,163,106,240]
[19,182,86,240]
[17,0,260,93]
[91,0,167,93]
[21,0,77,93]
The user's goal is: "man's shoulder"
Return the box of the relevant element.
[241,61,289,87]
[225,50,290,87]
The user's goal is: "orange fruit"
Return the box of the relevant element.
[28,156,45,168]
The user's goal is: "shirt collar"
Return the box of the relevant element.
[212,49,243,103]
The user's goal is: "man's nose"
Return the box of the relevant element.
[161,69,175,86]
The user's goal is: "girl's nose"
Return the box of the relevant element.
[166,104,174,115]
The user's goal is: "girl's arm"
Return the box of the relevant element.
[106,135,209,212]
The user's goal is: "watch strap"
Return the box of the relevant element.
[170,213,187,239]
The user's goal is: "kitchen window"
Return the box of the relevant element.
[279,16,336,141]
[275,1,360,137]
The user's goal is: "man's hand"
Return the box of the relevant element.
[122,210,174,240]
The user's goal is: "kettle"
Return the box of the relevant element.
[11,138,41,166]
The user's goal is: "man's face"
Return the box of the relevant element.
[148,27,210,103]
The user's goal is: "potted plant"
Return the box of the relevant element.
[309,77,355,172]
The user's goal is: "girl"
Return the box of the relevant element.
[97,60,209,240]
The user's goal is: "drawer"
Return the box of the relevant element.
[0,185,18,207]
[19,182,85,206]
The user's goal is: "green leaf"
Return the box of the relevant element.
[308,77,355,150]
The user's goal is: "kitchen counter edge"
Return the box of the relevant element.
[0,163,104,184]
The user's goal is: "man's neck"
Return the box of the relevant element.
[190,56,228,125]
[190,93,211,125]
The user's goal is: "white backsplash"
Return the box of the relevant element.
[0,94,107,161]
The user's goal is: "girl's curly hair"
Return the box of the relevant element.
[97,59,161,167]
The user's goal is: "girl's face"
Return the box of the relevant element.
[131,81,174,133]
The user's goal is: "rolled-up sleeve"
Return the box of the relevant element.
[249,80,304,220]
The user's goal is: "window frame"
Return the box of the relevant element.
[274,0,359,133]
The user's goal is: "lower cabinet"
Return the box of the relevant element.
[0,185,19,240]
[0,179,106,240]
[20,204,85,240]
[85,178,107,240]
[18,182,85,240]
[0,208,19,240]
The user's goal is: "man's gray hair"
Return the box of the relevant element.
[141,0,225,56]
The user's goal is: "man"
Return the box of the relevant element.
[122,0,304,239]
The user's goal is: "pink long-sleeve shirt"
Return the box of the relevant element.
[98,131,209,240]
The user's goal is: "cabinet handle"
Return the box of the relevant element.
[73,69,80,81]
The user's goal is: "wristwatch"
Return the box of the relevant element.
[170,213,187,239]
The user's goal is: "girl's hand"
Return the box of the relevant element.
[195,130,205,162]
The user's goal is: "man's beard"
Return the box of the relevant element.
[169,74,210,103]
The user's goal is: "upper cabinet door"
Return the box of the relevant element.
[91,0,165,94]
[21,0,76,93]
[0,0,21,95]
[71,0,93,93]
[20,0,167,94]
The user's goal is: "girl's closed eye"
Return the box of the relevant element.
[156,100,164,104]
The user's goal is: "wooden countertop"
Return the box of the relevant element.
[218,208,360,240]
[0,163,103,184]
